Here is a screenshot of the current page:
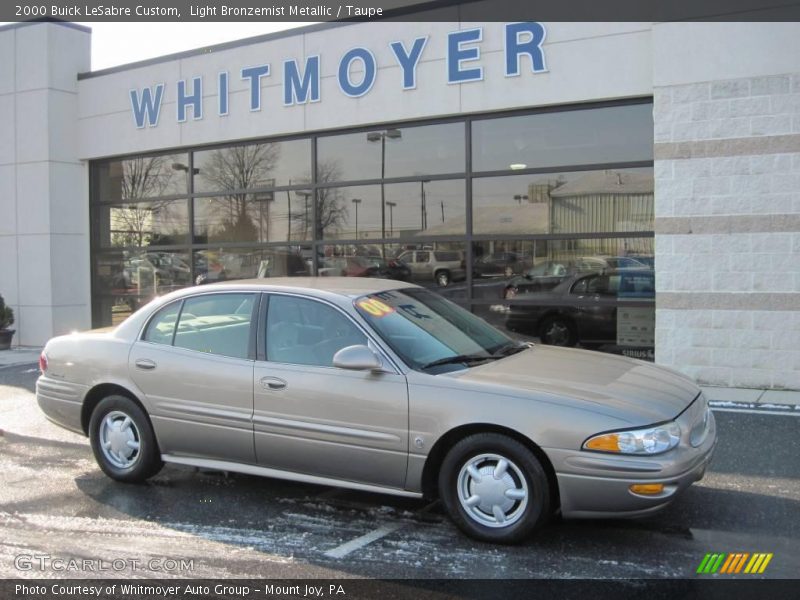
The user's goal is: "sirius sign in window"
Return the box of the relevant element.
[129,22,547,128]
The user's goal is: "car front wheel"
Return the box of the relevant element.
[89,395,163,483]
[438,433,551,543]
[435,270,451,287]
[539,316,577,346]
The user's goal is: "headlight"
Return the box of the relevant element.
[583,422,682,455]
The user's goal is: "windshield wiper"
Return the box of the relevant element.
[420,354,495,370]
[491,342,529,358]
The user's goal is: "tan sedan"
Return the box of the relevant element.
[37,278,715,543]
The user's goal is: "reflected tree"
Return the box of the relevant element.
[315,160,349,239]
[111,157,181,247]
[198,144,281,242]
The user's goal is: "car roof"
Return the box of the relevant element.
[202,276,419,297]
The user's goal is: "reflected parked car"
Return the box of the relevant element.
[37,277,714,544]
[506,269,655,347]
[503,257,650,299]
[396,249,465,287]
[473,252,532,279]
[504,260,582,299]
[571,256,649,272]
[320,256,411,281]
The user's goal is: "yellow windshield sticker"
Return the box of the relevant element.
[357,298,395,317]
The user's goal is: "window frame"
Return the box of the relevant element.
[141,298,184,347]
[91,98,655,333]
[139,292,260,361]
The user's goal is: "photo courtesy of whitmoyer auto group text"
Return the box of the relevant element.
[0,0,798,598]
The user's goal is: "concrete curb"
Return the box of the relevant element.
[701,385,800,407]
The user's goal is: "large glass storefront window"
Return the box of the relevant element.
[90,100,654,359]
[193,140,311,192]
[472,169,654,236]
[193,190,313,244]
[471,103,654,172]
[317,122,465,182]
[316,180,466,240]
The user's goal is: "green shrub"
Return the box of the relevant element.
[0,294,14,330]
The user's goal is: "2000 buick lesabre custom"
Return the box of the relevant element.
[37,278,716,543]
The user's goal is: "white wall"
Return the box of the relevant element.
[0,22,91,346]
[653,23,800,390]
[77,22,653,158]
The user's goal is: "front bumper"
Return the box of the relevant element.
[551,403,717,519]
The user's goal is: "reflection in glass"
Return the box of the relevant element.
[472,169,654,236]
[319,242,467,302]
[193,246,311,285]
[472,104,653,172]
[317,123,465,182]
[93,249,193,326]
[92,154,189,202]
[317,180,466,240]
[93,200,189,248]
[471,238,655,360]
[194,190,312,244]
[193,140,311,192]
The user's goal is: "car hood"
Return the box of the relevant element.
[451,345,699,424]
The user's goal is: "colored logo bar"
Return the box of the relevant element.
[696,553,773,574]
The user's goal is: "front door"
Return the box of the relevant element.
[253,293,409,489]
[129,292,258,463]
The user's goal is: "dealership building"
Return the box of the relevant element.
[0,18,798,390]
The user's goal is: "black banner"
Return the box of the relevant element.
[2,0,800,23]
[3,579,800,600]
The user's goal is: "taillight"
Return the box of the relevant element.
[39,352,48,374]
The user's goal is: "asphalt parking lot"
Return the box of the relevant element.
[1,361,798,580]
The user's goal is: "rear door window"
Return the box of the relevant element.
[173,294,256,359]
[143,301,181,345]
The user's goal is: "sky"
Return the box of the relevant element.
[83,23,314,70]
[2,22,311,71]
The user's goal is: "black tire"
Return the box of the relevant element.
[89,395,163,483]
[435,270,451,287]
[538,316,577,347]
[438,433,551,544]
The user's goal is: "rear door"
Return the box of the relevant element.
[129,292,258,463]
[252,293,409,488]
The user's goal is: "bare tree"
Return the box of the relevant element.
[109,203,184,248]
[314,160,349,240]
[120,156,176,199]
[197,144,281,242]
[109,156,181,247]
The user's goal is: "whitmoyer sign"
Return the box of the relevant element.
[129,22,547,128]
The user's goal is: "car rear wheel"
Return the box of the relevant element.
[435,270,451,287]
[89,395,163,483]
[438,433,551,544]
[539,316,577,347]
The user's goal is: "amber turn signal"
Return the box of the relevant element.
[584,434,620,452]
[629,483,665,495]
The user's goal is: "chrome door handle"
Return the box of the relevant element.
[135,359,157,370]
[260,376,287,390]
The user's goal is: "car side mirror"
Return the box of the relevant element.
[332,345,383,371]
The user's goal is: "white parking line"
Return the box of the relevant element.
[324,523,404,559]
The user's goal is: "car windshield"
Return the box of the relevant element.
[354,288,518,372]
